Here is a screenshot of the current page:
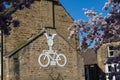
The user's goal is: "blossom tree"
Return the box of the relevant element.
[68,0,120,51]
[0,0,35,34]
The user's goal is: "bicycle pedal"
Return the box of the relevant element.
[50,61,56,66]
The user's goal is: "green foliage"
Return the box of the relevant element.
[15,41,27,50]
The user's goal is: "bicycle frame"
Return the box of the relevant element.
[42,50,58,61]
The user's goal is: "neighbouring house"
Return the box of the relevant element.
[97,42,120,80]
[83,49,105,80]
[104,45,120,80]
[82,42,120,80]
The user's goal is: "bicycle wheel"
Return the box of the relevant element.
[56,54,67,67]
[38,54,50,67]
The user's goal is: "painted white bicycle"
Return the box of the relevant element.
[38,50,67,67]
[38,33,67,67]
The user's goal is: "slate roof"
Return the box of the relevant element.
[83,49,97,65]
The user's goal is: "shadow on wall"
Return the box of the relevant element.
[97,65,106,80]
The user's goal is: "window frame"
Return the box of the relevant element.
[107,46,114,57]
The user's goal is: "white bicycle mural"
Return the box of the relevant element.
[38,33,67,67]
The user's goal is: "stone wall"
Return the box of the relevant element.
[4,31,83,80]
[5,1,75,53]
[3,1,84,80]
[97,41,120,72]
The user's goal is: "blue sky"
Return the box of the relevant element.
[59,0,107,21]
[59,0,109,48]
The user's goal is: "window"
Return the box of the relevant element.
[108,46,114,57]
[85,65,99,80]
[108,65,112,72]
[116,64,120,72]
[85,66,90,80]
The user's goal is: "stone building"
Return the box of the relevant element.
[83,49,99,80]
[3,0,85,80]
[2,0,120,80]
[97,42,120,72]
[97,42,120,80]
[81,48,105,80]
[81,42,120,80]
